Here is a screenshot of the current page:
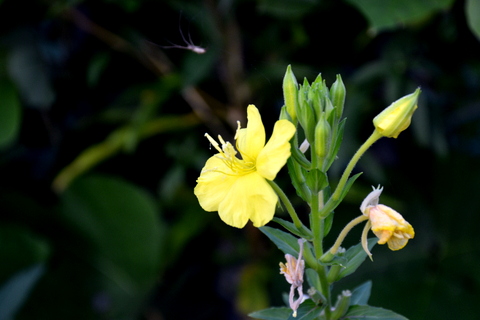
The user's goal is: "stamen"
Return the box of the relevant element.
[204,133,223,154]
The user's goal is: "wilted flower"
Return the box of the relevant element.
[280,239,306,317]
[360,186,415,258]
[194,105,296,228]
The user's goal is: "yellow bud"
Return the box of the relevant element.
[373,88,421,138]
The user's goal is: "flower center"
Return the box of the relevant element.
[204,132,256,176]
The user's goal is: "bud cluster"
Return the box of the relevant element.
[282,65,346,172]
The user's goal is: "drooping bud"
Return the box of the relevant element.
[373,88,421,138]
[283,65,299,122]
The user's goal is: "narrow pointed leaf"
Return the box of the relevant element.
[344,305,408,320]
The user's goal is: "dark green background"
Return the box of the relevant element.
[0,0,479,319]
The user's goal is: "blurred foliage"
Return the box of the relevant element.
[0,0,479,319]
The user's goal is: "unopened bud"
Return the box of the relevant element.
[330,290,351,320]
[330,74,346,119]
[373,88,421,138]
[283,65,299,122]
[314,114,331,159]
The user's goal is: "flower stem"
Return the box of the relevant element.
[319,130,382,217]
[329,215,368,254]
[268,180,304,230]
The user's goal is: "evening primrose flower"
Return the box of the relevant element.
[194,105,296,228]
[373,88,421,138]
[280,239,306,317]
[360,186,415,258]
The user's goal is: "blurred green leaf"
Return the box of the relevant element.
[466,0,480,41]
[344,305,408,319]
[237,264,270,315]
[257,0,319,19]
[87,52,110,87]
[0,79,21,150]
[6,30,55,109]
[346,0,455,33]
[249,306,292,320]
[60,175,164,317]
[0,264,44,320]
[0,226,50,283]
[350,280,372,306]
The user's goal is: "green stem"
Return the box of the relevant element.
[317,265,332,319]
[329,215,368,254]
[319,130,382,217]
[268,180,304,230]
[311,191,323,258]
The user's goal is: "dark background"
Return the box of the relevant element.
[0,0,479,319]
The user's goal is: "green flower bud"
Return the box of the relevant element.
[283,65,299,122]
[330,290,351,320]
[330,74,346,119]
[373,88,421,138]
[314,114,331,160]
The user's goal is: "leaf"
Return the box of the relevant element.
[60,175,164,300]
[250,300,325,320]
[259,226,300,257]
[346,0,455,33]
[272,217,313,241]
[350,280,372,306]
[336,238,377,281]
[249,306,292,320]
[466,0,480,41]
[305,268,321,294]
[343,305,408,320]
[305,169,328,193]
[0,79,21,150]
[257,0,320,19]
[0,264,44,320]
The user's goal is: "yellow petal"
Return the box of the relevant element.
[387,236,409,251]
[236,105,266,161]
[256,119,296,180]
[194,156,237,212]
[218,172,277,228]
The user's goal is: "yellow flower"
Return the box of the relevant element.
[373,88,421,138]
[360,186,415,257]
[194,105,296,228]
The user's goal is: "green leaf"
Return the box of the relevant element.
[336,238,377,281]
[305,268,321,294]
[272,218,313,241]
[60,175,164,317]
[0,225,50,283]
[250,300,325,320]
[0,264,44,320]
[249,306,292,320]
[287,158,311,202]
[350,280,372,306]
[0,79,21,149]
[346,0,455,33]
[344,305,408,320]
[323,210,334,237]
[257,0,319,19]
[305,169,328,193]
[339,172,363,203]
[466,0,480,41]
[259,226,300,257]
